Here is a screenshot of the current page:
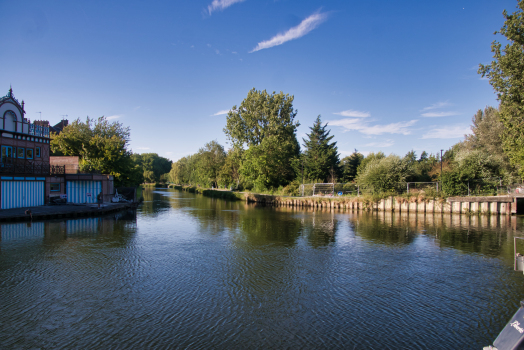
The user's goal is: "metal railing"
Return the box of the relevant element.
[0,159,65,176]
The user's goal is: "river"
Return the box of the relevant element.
[1,188,524,349]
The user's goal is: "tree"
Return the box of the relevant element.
[219,147,243,189]
[355,155,411,193]
[240,134,299,191]
[479,1,524,177]
[51,116,140,186]
[224,88,299,148]
[196,140,226,188]
[224,88,300,190]
[301,115,340,182]
[340,150,364,183]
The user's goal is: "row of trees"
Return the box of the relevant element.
[167,88,448,195]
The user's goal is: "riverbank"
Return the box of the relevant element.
[0,202,136,223]
[170,185,522,216]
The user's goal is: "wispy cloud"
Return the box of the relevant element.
[421,101,451,111]
[328,118,417,135]
[212,109,230,116]
[364,140,395,148]
[421,125,471,139]
[421,111,460,118]
[207,0,245,15]
[333,109,370,118]
[250,11,328,53]
[106,115,122,120]
[136,147,150,150]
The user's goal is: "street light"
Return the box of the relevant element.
[440,149,443,176]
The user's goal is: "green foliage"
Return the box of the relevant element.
[442,149,506,196]
[218,147,243,188]
[240,134,299,191]
[340,150,364,182]
[51,116,141,186]
[222,88,300,191]
[479,1,524,177]
[224,88,299,148]
[302,115,340,182]
[132,153,172,183]
[196,140,226,188]
[356,154,411,193]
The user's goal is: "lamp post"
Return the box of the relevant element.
[440,149,443,192]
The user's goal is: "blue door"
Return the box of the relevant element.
[1,180,45,209]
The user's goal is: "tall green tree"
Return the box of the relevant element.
[51,116,140,186]
[224,88,299,148]
[302,115,340,182]
[224,88,300,190]
[340,150,364,182]
[196,140,226,188]
[479,0,524,177]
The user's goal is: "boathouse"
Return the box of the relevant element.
[0,87,113,209]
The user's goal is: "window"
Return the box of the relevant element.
[50,183,60,192]
[26,148,33,159]
[1,146,13,163]
[17,147,25,159]
[36,147,41,157]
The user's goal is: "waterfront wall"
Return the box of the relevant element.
[171,186,520,216]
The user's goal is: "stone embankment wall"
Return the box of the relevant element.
[243,194,520,215]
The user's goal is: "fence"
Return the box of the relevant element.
[299,179,524,197]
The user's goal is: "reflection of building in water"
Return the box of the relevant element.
[0,210,137,243]
[0,221,45,241]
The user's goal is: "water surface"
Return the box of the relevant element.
[2,189,524,349]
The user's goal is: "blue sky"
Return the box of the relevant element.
[0,0,515,161]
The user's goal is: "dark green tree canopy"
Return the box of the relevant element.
[302,115,340,182]
[341,149,363,182]
[132,153,172,183]
[224,88,299,148]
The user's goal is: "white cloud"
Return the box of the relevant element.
[136,147,150,150]
[333,109,370,118]
[364,140,395,148]
[106,115,122,120]
[133,106,141,111]
[250,11,328,53]
[421,101,451,111]
[207,0,245,15]
[421,111,460,117]
[328,118,417,135]
[421,125,471,139]
[212,109,230,116]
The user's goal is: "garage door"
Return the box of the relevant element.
[66,181,102,204]
[1,180,45,209]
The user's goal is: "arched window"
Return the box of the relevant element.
[3,110,18,132]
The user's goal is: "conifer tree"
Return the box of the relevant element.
[302,115,340,182]
[341,149,364,182]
